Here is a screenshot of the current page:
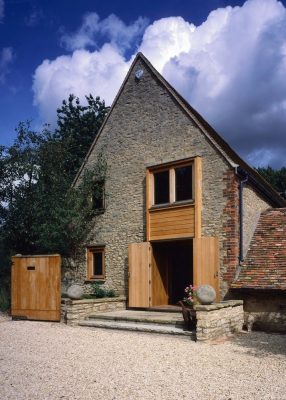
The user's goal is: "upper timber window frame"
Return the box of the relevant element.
[147,158,195,208]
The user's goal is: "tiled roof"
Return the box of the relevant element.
[232,208,286,290]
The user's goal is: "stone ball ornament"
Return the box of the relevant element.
[196,284,216,305]
[67,284,84,300]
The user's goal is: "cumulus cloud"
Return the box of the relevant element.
[33,0,286,167]
[60,12,148,52]
[33,44,130,123]
[0,0,4,22]
[0,47,14,83]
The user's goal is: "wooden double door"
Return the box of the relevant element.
[128,237,219,308]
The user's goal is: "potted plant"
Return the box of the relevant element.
[178,284,198,330]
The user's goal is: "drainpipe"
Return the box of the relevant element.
[239,172,248,263]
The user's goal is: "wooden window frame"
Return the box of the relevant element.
[148,159,194,208]
[86,246,105,280]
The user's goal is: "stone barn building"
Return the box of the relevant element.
[69,53,286,330]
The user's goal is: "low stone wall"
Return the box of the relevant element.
[194,300,244,341]
[232,291,286,332]
[61,297,126,326]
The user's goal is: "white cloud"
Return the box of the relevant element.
[0,47,14,83]
[33,0,286,167]
[60,12,148,52]
[33,44,130,123]
[0,0,4,22]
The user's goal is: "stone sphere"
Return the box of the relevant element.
[67,284,84,300]
[196,285,216,305]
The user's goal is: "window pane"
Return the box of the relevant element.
[175,166,193,201]
[154,170,169,204]
[93,251,103,276]
[92,181,104,210]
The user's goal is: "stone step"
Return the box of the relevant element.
[78,319,195,337]
[87,310,184,326]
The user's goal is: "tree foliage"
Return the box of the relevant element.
[256,166,286,199]
[0,94,109,309]
[55,94,108,178]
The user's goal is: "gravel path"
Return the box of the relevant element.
[0,315,285,400]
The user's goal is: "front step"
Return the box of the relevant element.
[78,310,195,338]
[79,319,195,337]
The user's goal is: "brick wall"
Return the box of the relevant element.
[221,171,240,295]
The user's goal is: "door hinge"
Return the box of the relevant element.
[128,272,130,278]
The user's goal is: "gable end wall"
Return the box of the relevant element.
[69,59,272,299]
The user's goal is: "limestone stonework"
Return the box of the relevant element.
[195,300,244,341]
[242,185,271,258]
[70,54,279,301]
[61,297,126,326]
[75,58,233,296]
[232,291,286,332]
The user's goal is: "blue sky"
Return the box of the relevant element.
[1,0,286,167]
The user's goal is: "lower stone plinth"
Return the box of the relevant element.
[194,300,244,341]
[61,297,126,326]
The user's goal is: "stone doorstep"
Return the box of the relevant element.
[78,320,195,338]
[87,312,184,327]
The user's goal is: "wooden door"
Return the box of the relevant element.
[11,255,61,321]
[128,242,151,307]
[193,237,220,300]
[152,243,169,306]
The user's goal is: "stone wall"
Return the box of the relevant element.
[73,58,233,297]
[195,300,244,341]
[61,297,126,326]
[71,56,274,299]
[232,291,286,332]
[243,185,271,258]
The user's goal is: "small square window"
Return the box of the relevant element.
[87,247,105,280]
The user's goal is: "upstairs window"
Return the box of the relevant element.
[175,166,193,201]
[154,170,169,205]
[91,180,105,211]
[151,161,193,206]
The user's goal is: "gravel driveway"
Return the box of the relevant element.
[0,314,285,400]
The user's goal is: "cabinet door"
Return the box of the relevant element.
[193,237,220,301]
[128,242,151,307]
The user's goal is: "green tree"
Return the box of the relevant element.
[0,95,108,310]
[55,94,109,179]
[256,166,286,199]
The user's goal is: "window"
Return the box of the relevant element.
[175,166,193,201]
[87,247,105,280]
[91,180,105,211]
[151,161,193,206]
[154,170,169,204]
